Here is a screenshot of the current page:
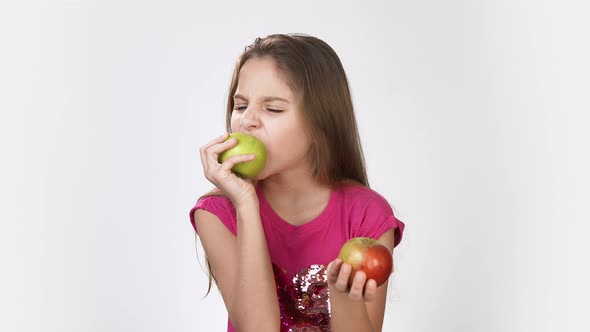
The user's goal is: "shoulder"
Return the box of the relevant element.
[189,190,237,235]
[194,192,235,211]
[335,183,393,214]
[334,183,404,243]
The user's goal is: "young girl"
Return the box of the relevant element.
[190,33,405,332]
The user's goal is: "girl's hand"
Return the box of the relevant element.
[199,132,258,208]
[326,258,378,302]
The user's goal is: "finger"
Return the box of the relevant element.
[207,137,239,156]
[201,132,230,151]
[200,132,230,169]
[334,263,351,292]
[348,271,367,301]
[204,138,239,171]
[327,259,342,284]
[218,154,256,173]
[363,279,378,302]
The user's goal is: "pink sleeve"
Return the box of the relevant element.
[189,196,237,236]
[353,196,405,248]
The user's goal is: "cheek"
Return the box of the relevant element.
[269,132,310,164]
[230,113,240,132]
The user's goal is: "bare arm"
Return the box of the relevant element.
[232,200,280,329]
[328,228,396,332]
[196,132,280,331]
[194,200,280,331]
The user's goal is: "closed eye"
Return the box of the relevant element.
[233,106,283,113]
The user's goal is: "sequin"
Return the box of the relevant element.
[273,263,331,332]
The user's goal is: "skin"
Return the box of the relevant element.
[233,56,381,301]
[231,56,335,225]
[201,55,379,306]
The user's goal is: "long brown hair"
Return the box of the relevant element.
[197,33,369,296]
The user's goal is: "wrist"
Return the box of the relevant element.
[233,195,259,212]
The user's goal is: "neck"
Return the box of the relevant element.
[259,169,330,204]
[258,172,333,224]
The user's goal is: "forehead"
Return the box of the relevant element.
[235,57,295,101]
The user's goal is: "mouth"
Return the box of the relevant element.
[236,131,263,143]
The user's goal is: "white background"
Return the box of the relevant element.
[1,0,589,331]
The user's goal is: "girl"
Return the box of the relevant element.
[190,33,405,332]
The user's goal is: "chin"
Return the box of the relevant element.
[253,172,268,181]
[252,162,271,181]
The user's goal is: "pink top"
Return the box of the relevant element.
[189,182,405,332]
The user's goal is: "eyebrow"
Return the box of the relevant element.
[233,94,290,103]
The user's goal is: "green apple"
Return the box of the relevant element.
[218,133,267,179]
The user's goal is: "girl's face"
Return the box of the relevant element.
[230,56,311,180]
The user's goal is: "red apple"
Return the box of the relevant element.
[337,237,393,288]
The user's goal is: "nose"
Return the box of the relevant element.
[240,106,261,131]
